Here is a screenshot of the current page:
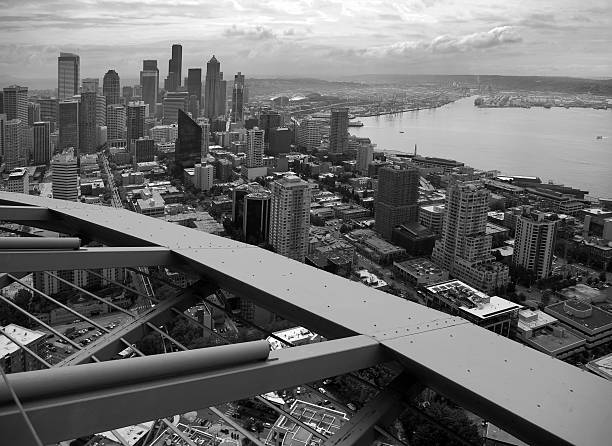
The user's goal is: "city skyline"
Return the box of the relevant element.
[1,0,611,88]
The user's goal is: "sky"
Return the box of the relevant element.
[0,0,611,87]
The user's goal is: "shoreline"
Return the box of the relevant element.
[353,101,458,118]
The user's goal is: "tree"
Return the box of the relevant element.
[14,289,33,309]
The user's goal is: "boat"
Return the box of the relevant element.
[596,136,603,140]
[399,131,405,133]
[348,120,363,127]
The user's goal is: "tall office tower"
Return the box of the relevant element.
[96,95,106,127]
[27,102,40,126]
[106,104,127,142]
[232,72,245,123]
[513,211,558,279]
[297,118,324,151]
[0,92,3,114]
[140,60,159,117]
[357,143,374,174]
[432,181,510,294]
[258,110,281,144]
[270,175,311,262]
[126,101,146,150]
[162,91,189,124]
[4,119,25,170]
[164,44,182,92]
[0,114,6,159]
[38,98,58,129]
[51,149,78,201]
[219,77,227,117]
[78,92,97,154]
[81,78,99,93]
[204,55,223,119]
[187,69,202,103]
[268,127,291,155]
[2,86,28,124]
[329,107,349,153]
[57,52,80,101]
[33,121,51,164]
[122,86,133,102]
[175,109,202,167]
[58,100,79,151]
[375,166,420,240]
[244,191,271,245]
[197,118,210,161]
[246,127,264,168]
[103,70,121,106]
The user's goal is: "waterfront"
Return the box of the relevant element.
[350,97,612,199]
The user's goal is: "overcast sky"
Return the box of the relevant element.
[1,0,611,86]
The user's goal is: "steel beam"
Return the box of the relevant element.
[0,237,80,250]
[0,205,50,221]
[209,407,266,446]
[56,281,213,365]
[0,336,386,444]
[323,374,422,446]
[0,247,176,272]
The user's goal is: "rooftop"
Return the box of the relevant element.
[266,327,319,351]
[394,258,445,277]
[426,280,521,320]
[362,236,405,255]
[545,300,612,333]
[587,352,612,381]
[517,309,557,331]
[0,324,46,358]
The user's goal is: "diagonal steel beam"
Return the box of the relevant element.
[0,336,386,445]
[0,247,176,272]
[323,373,422,446]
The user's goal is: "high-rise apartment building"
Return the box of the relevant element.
[246,127,264,168]
[126,101,146,151]
[204,56,225,119]
[33,121,51,164]
[38,98,58,129]
[131,137,155,163]
[96,95,106,127]
[0,114,6,159]
[357,143,374,174]
[58,52,80,101]
[193,163,214,191]
[232,72,245,123]
[6,168,29,194]
[58,100,79,151]
[140,60,159,117]
[2,86,28,124]
[81,78,99,93]
[198,118,210,161]
[187,68,202,103]
[106,104,126,142]
[103,70,121,106]
[162,91,189,125]
[297,118,324,151]
[78,92,97,154]
[329,107,349,153]
[513,211,558,279]
[375,166,420,240]
[5,119,25,170]
[175,109,202,167]
[270,175,311,262]
[51,148,78,201]
[432,181,510,294]
[28,102,40,126]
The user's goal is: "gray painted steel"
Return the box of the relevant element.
[0,237,80,250]
[1,192,612,446]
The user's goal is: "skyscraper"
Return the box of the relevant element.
[198,117,210,161]
[33,121,51,164]
[103,70,121,106]
[187,68,202,112]
[81,78,99,93]
[270,175,311,262]
[431,181,510,294]
[357,143,374,174]
[165,44,182,92]
[175,109,202,167]
[513,211,558,279]
[126,101,146,151]
[140,60,159,117]
[162,91,189,125]
[329,107,349,153]
[106,104,127,142]
[58,100,79,151]
[2,86,28,124]
[78,92,97,154]
[204,56,224,119]
[232,72,245,123]
[96,95,106,127]
[244,191,271,245]
[0,114,6,159]
[4,119,25,170]
[28,102,40,126]
[38,98,58,129]
[375,166,420,240]
[58,52,80,101]
[258,110,281,144]
[297,118,324,151]
[246,127,264,168]
[51,149,78,201]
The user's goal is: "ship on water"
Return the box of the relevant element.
[348,120,363,127]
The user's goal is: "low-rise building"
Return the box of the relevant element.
[394,258,449,287]
[425,280,521,336]
[134,189,165,217]
[586,352,612,381]
[515,309,586,360]
[0,324,46,373]
[6,168,29,194]
[419,204,445,235]
[545,300,612,349]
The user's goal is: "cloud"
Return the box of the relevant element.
[223,25,276,40]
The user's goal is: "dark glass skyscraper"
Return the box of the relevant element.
[165,44,182,92]
[375,166,420,239]
[140,60,159,117]
[329,107,349,153]
[78,92,97,154]
[175,109,202,167]
[232,72,245,123]
[58,100,79,152]
[187,69,202,102]
[258,110,281,144]
[103,70,121,106]
[58,52,80,101]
